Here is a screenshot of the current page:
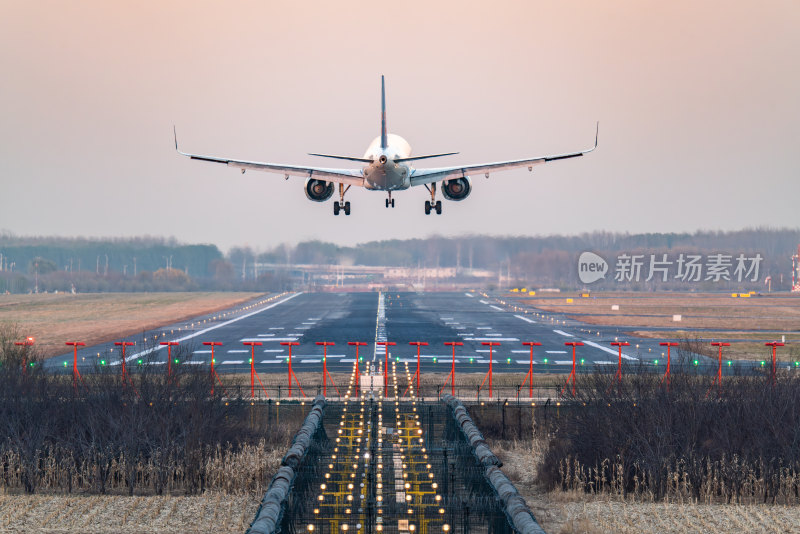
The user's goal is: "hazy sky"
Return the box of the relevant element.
[1,1,798,252]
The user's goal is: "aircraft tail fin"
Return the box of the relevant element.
[380,75,388,150]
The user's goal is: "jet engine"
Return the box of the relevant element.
[304,179,334,202]
[441,177,472,201]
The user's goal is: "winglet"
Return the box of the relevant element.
[173,125,189,156]
[380,75,388,150]
[594,121,599,149]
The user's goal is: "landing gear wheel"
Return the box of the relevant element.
[424,201,431,215]
[333,202,340,216]
[344,201,351,215]
[435,200,442,215]
[391,198,395,208]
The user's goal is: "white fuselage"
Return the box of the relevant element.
[361,133,413,191]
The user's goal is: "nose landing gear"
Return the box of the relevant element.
[385,192,395,208]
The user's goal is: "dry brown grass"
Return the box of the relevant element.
[0,493,261,533]
[489,439,800,533]
[0,292,264,357]
[519,292,800,361]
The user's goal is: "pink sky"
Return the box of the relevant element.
[1,1,798,250]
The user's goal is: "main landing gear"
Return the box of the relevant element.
[424,183,442,215]
[385,192,395,208]
[334,184,351,216]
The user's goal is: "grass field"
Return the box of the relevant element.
[492,439,800,534]
[0,494,260,534]
[518,292,800,360]
[0,292,264,357]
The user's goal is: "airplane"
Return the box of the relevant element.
[175,76,597,216]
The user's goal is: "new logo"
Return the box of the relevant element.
[578,252,608,284]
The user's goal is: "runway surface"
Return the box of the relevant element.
[44,291,721,375]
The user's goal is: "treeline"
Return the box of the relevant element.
[0,331,303,496]
[237,227,800,291]
[0,234,292,293]
[2,228,798,292]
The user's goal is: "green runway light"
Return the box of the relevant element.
[580,358,585,365]
[100,360,106,365]
[543,358,548,364]
[760,361,765,366]
[693,359,698,365]
[795,362,799,367]
[654,360,658,365]
[137,359,142,365]
[249,358,252,364]
[174,359,179,364]
[727,361,732,366]
[64,361,67,367]
[469,358,474,363]
[359,357,363,362]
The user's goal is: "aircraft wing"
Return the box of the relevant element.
[409,125,597,187]
[175,131,365,187]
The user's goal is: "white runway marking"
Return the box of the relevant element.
[341,358,356,363]
[479,300,489,304]
[463,337,519,341]
[193,350,211,354]
[553,330,574,337]
[221,360,243,364]
[489,305,503,311]
[546,350,568,354]
[227,350,248,354]
[300,359,321,363]
[258,334,275,337]
[512,350,533,353]
[485,333,503,337]
[476,359,498,364]
[516,360,538,364]
[582,339,639,360]
[594,361,615,365]
[477,327,493,330]
[465,293,474,297]
[269,327,284,330]
[259,360,283,364]
[514,315,536,324]
[554,360,573,365]
[120,293,302,363]
[476,350,491,353]
[241,337,299,342]
[263,349,284,353]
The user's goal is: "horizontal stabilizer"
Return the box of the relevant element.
[308,153,374,163]
[395,152,458,163]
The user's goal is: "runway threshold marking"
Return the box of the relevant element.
[118,292,303,363]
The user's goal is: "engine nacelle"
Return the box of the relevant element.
[441,177,472,201]
[304,179,334,202]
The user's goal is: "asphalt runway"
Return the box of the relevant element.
[44,291,719,376]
